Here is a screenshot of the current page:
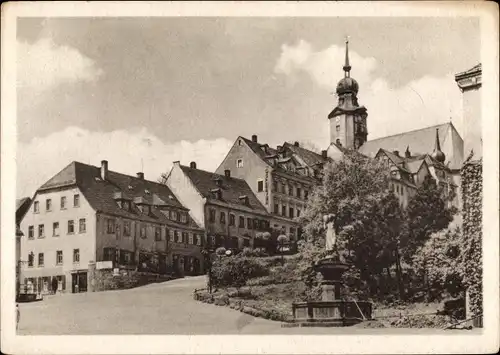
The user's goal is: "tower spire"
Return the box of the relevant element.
[343,36,351,78]
[431,128,446,163]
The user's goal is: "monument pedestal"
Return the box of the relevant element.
[286,256,373,327]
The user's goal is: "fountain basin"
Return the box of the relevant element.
[287,300,373,327]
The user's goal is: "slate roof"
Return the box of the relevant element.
[240,136,323,182]
[359,123,453,159]
[37,161,201,229]
[283,142,329,168]
[179,165,269,215]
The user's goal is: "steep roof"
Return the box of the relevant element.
[455,63,481,79]
[179,165,268,215]
[37,161,201,229]
[359,123,453,159]
[240,137,278,166]
[16,197,31,225]
[283,142,329,168]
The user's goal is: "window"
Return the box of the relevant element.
[103,247,115,261]
[28,253,34,267]
[38,224,45,238]
[106,218,115,234]
[171,211,178,221]
[60,196,67,209]
[257,180,264,192]
[79,218,86,233]
[282,205,287,217]
[273,181,278,192]
[304,190,309,200]
[196,234,202,246]
[229,214,235,226]
[74,194,80,207]
[56,251,63,265]
[336,124,340,133]
[188,233,194,245]
[140,224,147,239]
[247,218,253,230]
[289,207,294,218]
[53,222,60,237]
[209,209,216,223]
[288,185,293,196]
[73,249,80,263]
[68,220,75,234]
[124,221,131,236]
[274,203,279,214]
[239,216,245,228]
[181,213,187,223]
[238,139,243,146]
[155,227,161,241]
[297,209,301,218]
[38,253,44,267]
[34,201,39,213]
[28,226,34,239]
[281,183,285,193]
[236,159,243,168]
[175,230,181,243]
[296,187,302,198]
[290,227,296,237]
[46,199,52,211]
[169,229,175,242]
[220,211,226,224]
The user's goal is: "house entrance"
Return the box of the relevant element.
[71,271,88,293]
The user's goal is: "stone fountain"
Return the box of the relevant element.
[286,214,373,327]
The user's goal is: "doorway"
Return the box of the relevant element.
[71,272,88,293]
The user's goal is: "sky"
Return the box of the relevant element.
[16,17,480,198]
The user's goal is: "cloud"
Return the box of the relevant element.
[17,38,103,92]
[17,127,233,198]
[274,40,464,140]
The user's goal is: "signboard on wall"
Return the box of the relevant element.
[96,261,113,270]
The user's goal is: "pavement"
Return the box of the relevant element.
[17,276,481,335]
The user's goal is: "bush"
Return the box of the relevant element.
[240,247,268,258]
[211,255,269,290]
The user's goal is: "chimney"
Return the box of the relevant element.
[190,161,197,169]
[100,160,108,180]
[251,134,258,143]
[321,150,327,159]
[224,169,231,178]
[294,141,299,147]
[393,150,400,157]
[136,172,144,180]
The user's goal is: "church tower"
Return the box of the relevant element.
[328,39,368,149]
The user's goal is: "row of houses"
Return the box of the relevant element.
[17,43,476,295]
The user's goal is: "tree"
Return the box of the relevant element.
[412,215,463,301]
[401,175,456,263]
[299,152,405,300]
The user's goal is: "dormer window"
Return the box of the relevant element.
[128,185,133,190]
[236,159,243,168]
[239,195,249,205]
[210,188,222,199]
[145,189,151,195]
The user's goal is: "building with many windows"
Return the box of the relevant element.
[165,161,272,252]
[19,160,204,294]
[215,136,327,241]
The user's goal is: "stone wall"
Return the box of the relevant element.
[93,268,174,292]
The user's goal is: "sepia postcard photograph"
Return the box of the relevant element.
[1,1,499,354]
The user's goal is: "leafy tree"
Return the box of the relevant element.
[401,175,456,263]
[299,152,405,300]
[215,247,227,256]
[412,215,463,301]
